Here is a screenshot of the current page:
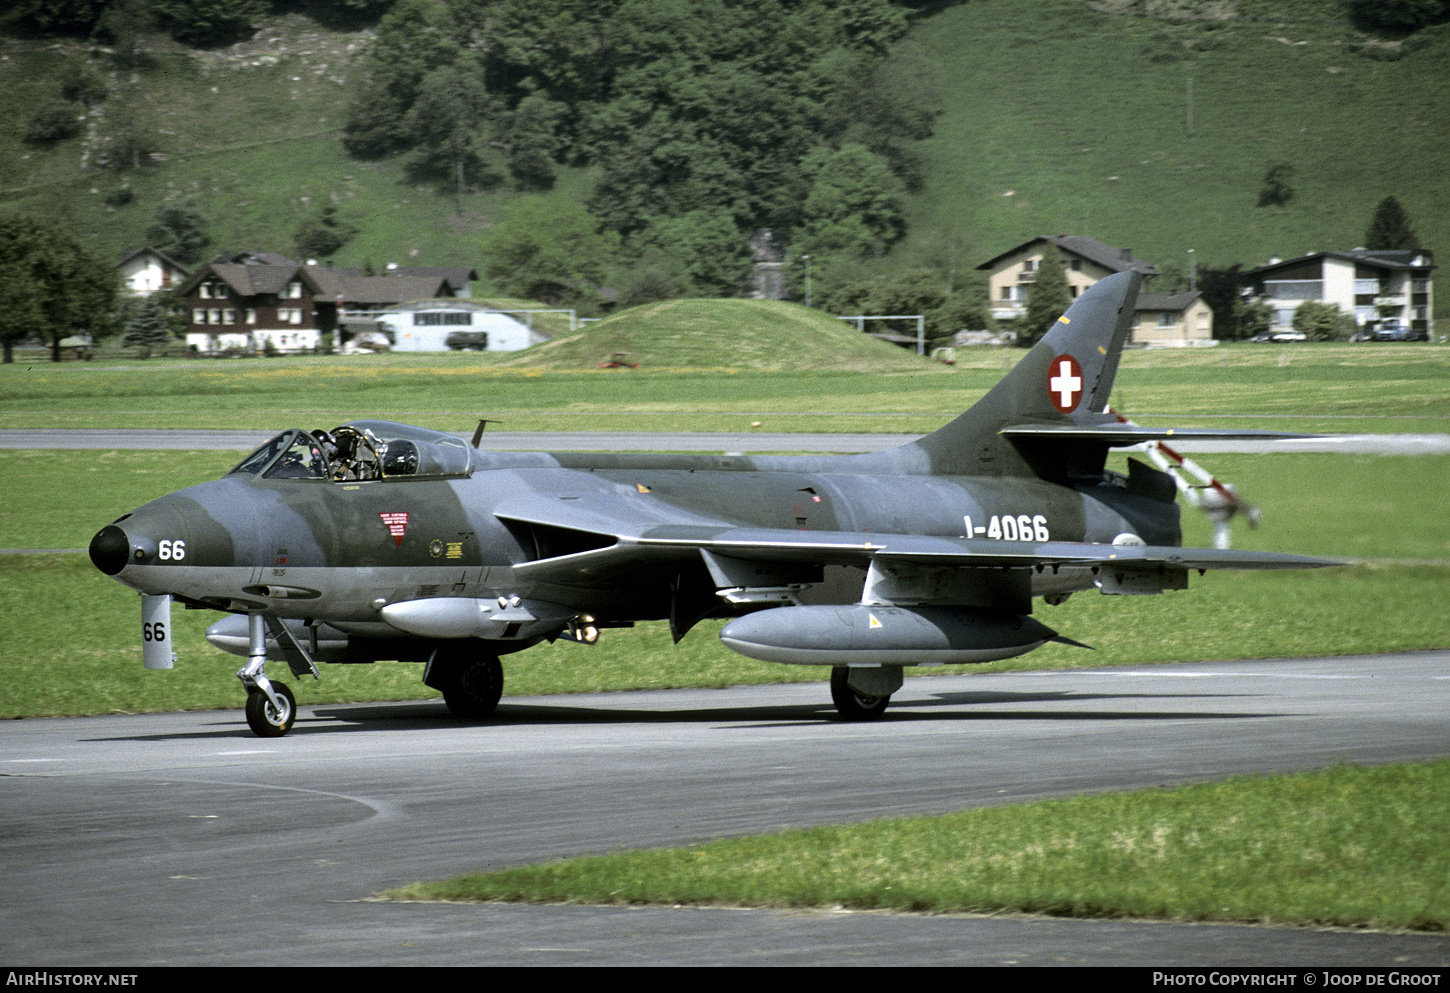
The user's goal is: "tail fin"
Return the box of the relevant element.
[905,269,1143,479]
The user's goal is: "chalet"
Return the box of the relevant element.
[1240,249,1435,336]
[977,235,1213,344]
[977,235,1159,321]
[177,253,474,354]
[115,246,189,296]
[1133,291,1213,346]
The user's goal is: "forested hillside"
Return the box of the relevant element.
[2,0,1446,348]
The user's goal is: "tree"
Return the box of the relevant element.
[23,100,84,146]
[91,89,159,171]
[929,294,993,345]
[1257,163,1295,209]
[1021,246,1071,347]
[1193,264,1244,339]
[0,257,46,365]
[480,196,621,309]
[404,61,505,199]
[1293,300,1356,341]
[145,201,211,266]
[342,0,938,247]
[817,41,941,192]
[121,296,174,358]
[1348,0,1450,32]
[792,144,907,263]
[149,0,267,47]
[294,203,360,260]
[60,58,108,107]
[0,0,108,37]
[0,215,119,363]
[1364,196,1421,250]
[1239,299,1272,341]
[505,94,565,192]
[614,249,689,307]
[630,209,753,298]
[94,0,155,70]
[342,0,466,160]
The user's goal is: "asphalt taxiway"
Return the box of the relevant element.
[3,652,1448,966]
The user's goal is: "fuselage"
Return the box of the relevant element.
[90,426,1181,642]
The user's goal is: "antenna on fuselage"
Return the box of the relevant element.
[471,418,502,448]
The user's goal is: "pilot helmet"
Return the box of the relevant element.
[379,439,420,477]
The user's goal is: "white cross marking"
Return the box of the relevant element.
[1050,358,1082,410]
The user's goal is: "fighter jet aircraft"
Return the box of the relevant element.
[89,270,1335,736]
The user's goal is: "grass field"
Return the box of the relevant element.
[3,339,1448,434]
[394,760,1450,931]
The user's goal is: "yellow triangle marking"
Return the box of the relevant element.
[869,613,882,629]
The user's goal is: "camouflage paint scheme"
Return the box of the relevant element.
[90,272,1336,735]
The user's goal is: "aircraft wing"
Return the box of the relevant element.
[632,526,1338,573]
[500,502,1340,589]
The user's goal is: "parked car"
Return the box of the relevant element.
[1372,320,1428,342]
[445,331,489,351]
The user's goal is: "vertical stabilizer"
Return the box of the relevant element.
[904,269,1142,478]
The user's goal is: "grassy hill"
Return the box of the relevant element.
[907,0,1450,301]
[1,2,1446,316]
[492,298,941,371]
[0,14,505,268]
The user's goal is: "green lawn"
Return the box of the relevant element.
[394,760,1450,931]
[3,340,1448,435]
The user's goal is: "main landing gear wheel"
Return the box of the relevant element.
[830,667,890,721]
[442,655,504,720]
[245,681,296,737]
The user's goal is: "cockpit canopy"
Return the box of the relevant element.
[230,420,475,482]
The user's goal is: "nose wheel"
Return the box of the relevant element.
[245,681,296,737]
[236,613,304,737]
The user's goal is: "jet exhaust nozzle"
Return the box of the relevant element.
[719,604,1061,666]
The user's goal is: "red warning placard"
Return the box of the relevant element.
[379,511,410,548]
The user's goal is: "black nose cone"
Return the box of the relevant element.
[90,525,130,576]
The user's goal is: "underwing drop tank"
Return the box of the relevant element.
[718,604,1080,667]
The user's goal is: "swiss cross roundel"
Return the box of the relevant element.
[1047,354,1084,413]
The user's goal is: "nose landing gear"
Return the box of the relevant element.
[236,613,316,737]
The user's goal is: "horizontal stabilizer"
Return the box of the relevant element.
[1001,423,1320,448]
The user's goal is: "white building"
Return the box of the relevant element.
[1241,249,1435,335]
[374,300,548,352]
[115,246,189,296]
